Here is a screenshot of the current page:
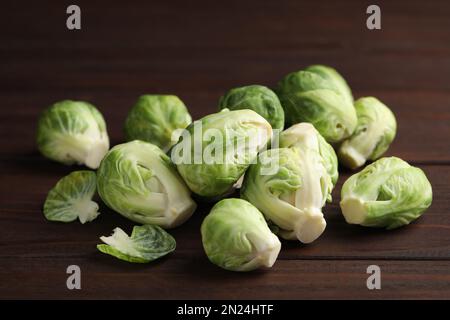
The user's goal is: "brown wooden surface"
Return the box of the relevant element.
[1,0,449,299]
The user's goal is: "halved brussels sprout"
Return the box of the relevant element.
[340,157,432,229]
[43,171,99,223]
[241,145,331,244]
[97,140,196,228]
[172,109,272,198]
[124,95,192,152]
[338,97,397,169]
[97,225,176,263]
[201,198,281,271]
[218,85,285,130]
[276,65,357,143]
[280,122,338,189]
[37,100,109,169]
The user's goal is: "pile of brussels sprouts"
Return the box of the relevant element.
[38,65,433,271]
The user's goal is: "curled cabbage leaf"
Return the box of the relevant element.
[43,170,100,224]
[97,225,176,263]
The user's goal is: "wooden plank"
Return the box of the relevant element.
[0,257,448,299]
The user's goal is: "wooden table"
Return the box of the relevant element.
[1,0,449,299]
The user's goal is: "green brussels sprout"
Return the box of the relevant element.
[218,85,285,130]
[276,65,357,143]
[124,95,192,152]
[97,225,176,263]
[340,157,432,229]
[280,122,338,189]
[172,109,272,198]
[97,140,196,228]
[338,97,397,169]
[43,171,99,223]
[241,144,331,243]
[37,100,109,169]
[201,198,281,271]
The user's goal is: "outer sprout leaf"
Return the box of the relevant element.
[43,171,99,223]
[97,225,176,263]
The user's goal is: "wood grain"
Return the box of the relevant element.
[0,0,449,299]
[1,258,449,299]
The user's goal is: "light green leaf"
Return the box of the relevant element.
[43,171,99,223]
[97,225,176,263]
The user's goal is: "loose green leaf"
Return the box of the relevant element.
[43,171,99,223]
[97,225,176,263]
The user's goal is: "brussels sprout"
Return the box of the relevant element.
[201,198,281,271]
[172,109,272,198]
[340,157,432,229]
[97,140,196,228]
[338,97,397,169]
[218,85,285,130]
[37,100,109,169]
[280,122,338,189]
[97,225,176,263]
[241,145,330,243]
[124,95,192,152]
[43,171,99,223]
[276,65,357,143]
